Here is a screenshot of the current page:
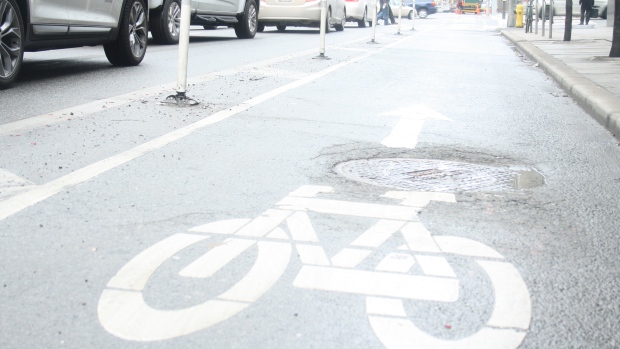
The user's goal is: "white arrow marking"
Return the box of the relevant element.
[380,105,452,149]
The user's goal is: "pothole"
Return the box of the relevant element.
[335,158,544,192]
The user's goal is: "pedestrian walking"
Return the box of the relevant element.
[377,0,391,24]
[456,0,464,13]
[579,0,593,24]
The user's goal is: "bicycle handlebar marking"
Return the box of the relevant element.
[97,185,531,346]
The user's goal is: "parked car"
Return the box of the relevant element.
[148,0,259,45]
[257,0,347,32]
[404,0,437,18]
[0,0,148,89]
[345,0,372,27]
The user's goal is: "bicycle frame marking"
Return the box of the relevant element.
[97,185,531,347]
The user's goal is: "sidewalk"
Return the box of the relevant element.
[499,18,620,140]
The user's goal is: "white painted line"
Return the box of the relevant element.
[434,236,504,259]
[99,291,248,341]
[380,105,452,149]
[0,36,406,222]
[368,316,527,349]
[235,209,292,237]
[286,185,334,198]
[350,219,406,248]
[382,191,456,207]
[276,197,420,221]
[106,233,209,291]
[266,227,290,240]
[330,248,372,268]
[286,211,319,242]
[178,238,256,278]
[293,265,459,302]
[218,241,291,303]
[375,253,415,273]
[0,168,37,201]
[415,255,457,278]
[296,244,330,266]
[400,222,442,253]
[478,260,531,330]
[365,296,407,317]
[188,218,251,234]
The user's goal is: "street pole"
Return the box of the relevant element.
[317,0,329,58]
[370,0,379,43]
[541,0,545,36]
[411,0,416,30]
[535,0,538,33]
[502,0,506,19]
[167,0,198,105]
[548,0,553,38]
[397,0,403,34]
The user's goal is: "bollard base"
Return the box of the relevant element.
[164,92,199,106]
[367,40,379,44]
[313,53,331,60]
[395,32,402,35]
[410,27,416,31]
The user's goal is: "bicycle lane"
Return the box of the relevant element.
[2,19,620,349]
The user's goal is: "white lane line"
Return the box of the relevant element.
[0,36,410,222]
[0,168,37,201]
[0,36,378,137]
[350,219,406,248]
[400,221,442,253]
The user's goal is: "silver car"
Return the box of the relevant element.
[147,0,259,45]
[0,0,148,89]
[257,0,347,32]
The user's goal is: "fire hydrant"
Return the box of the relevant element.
[515,3,524,27]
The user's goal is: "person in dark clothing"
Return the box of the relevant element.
[579,0,593,25]
[377,0,391,24]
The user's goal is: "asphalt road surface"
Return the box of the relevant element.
[1,13,619,349]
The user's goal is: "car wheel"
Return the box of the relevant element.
[407,10,412,19]
[0,0,23,89]
[418,8,428,18]
[104,0,147,66]
[368,20,373,26]
[276,25,286,31]
[358,8,367,27]
[258,23,265,32]
[234,0,258,38]
[601,7,607,19]
[334,9,345,31]
[150,0,180,45]
[203,25,218,30]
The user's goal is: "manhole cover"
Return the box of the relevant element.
[335,159,544,192]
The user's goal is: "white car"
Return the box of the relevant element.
[345,0,372,27]
[148,0,259,44]
[258,0,347,32]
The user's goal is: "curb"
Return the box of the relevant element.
[501,29,620,140]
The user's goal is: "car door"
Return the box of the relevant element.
[197,0,239,15]
[66,0,117,31]
[29,0,69,37]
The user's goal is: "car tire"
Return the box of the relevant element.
[368,20,373,26]
[204,25,218,30]
[276,25,286,31]
[104,0,148,66]
[334,9,345,31]
[258,23,265,32]
[418,8,428,18]
[0,0,24,89]
[234,0,258,38]
[601,7,607,19]
[358,8,367,27]
[150,0,181,45]
[407,10,413,19]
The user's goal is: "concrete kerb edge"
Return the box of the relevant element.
[501,30,620,139]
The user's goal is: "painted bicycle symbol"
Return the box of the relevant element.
[98,185,531,347]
